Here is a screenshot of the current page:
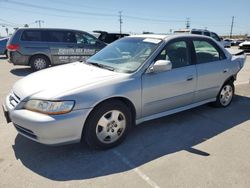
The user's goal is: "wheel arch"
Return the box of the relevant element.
[28,53,51,66]
[224,75,236,85]
[81,96,137,141]
[89,96,136,125]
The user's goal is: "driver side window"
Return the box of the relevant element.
[75,32,97,45]
[155,40,190,69]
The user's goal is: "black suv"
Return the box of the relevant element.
[93,31,129,44]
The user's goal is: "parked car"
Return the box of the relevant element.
[222,39,232,48]
[93,30,129,44]
[0,37,9,57]
[174,29,228,48]
[239,39,250,52]
[6,28,106,71]
[3,34,246,149]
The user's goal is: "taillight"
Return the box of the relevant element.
[7,44,20,51]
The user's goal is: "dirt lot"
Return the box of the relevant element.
[0,54,250,188]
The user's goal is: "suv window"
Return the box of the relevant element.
[156,40,190,69]
[191,31,202,35]
[21,30,42,41]
[75,32,96,45]
[211,32,221,41]
[47,31,76,43]
[204,31,211,36]
[193,40,222,64]
[99,33,129,44]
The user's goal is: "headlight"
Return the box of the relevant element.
[24,100,75,115]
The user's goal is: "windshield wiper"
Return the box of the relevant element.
[87,62,115,71]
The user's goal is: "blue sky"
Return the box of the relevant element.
[0,0,249,37]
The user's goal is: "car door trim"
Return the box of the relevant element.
[136,98,216,124]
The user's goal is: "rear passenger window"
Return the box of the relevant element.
[48,31,76,43]
[156,40,190,69]
[21,30,41,41]
[193,40,222,64]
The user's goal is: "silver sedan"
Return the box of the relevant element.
[3,34,246,149]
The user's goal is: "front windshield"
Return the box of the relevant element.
[87,37,162,73]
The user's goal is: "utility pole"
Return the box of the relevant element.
[5,27,8,36]
[35,20,44,28]
[230,16,235,39]
[119,11,123,34]
[186,18,190,29]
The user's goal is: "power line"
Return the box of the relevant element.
[48,0,116,12]
[1,0,117,17]
[124,15,185,23]
[0,5,115,21]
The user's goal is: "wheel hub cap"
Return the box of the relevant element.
[34,58,46,70]
[220,85,233,106]
[96,110,126,144]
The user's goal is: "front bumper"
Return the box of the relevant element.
[3,95,92,145]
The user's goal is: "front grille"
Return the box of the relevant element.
[14,124,37,139]
[9,92,20,108]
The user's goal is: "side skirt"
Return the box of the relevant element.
[136,98,216,125]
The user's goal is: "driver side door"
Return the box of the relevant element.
[141,39,197,117]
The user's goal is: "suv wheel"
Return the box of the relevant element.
[84,100,132,149]
[213,81,234,107]
[30,55,50,71]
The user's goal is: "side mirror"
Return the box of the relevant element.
[147,60,172,73]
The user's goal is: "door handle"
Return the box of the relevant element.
[186,75,194,81]
[223,69,229,73]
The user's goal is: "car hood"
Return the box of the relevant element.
[12,62,125,100]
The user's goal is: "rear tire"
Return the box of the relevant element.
[30,55,50,71]
[4,50,8,58]
[83,100,132,150]
[212,81,234,107]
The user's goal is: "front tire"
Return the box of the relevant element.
[30,55,50,71]
[213,81,234,107]
[83,100,132,149]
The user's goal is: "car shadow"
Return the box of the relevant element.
[10,67,32,77]
[12,94,250,181]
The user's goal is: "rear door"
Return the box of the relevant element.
[46,30,77,65]
[142,39,196,117]
[192,38,228,102]
[74,31,105,62]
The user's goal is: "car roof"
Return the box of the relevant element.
[129,34,212,41]
[17,27,87,33]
